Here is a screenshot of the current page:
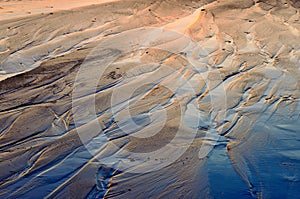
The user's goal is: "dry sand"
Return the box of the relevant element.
[0,0,120,21]
[0,0,300,198]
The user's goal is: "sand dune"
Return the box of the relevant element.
[0,0,300,198]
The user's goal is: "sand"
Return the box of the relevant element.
[0,0,121,21]
[0,0,300,198]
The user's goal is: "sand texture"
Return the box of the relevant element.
[0,0,300,198]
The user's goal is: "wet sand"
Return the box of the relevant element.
[0,0,300,198]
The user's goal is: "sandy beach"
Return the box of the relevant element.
[0,0,121,21]
[0,0,299,198]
